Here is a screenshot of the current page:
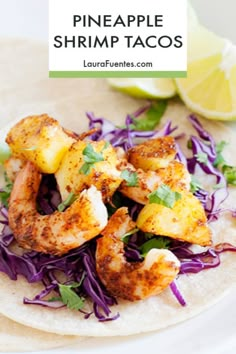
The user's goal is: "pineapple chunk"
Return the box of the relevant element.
[55,140,123,202]
[137,191,212,246]
[6,114,75,173]
[127,136,176,171]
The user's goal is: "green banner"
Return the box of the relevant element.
[49,71,187,78]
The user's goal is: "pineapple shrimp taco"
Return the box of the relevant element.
[0,39,236,343]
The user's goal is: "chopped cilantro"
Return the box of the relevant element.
[216,140,228,153]
[50,280,85,311]
[222,165,236,186]
[120,169,138,187]
[132,101,167,131]
[0,173,13,207]
[79,143,105,175]
[213,140,228,167]
[121,227,139,244]
[195,152,208,165]
[57,192,77,212]
[190,175,203,193]
[139,236,171,257]
[148,184,182,208]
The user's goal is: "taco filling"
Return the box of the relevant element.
[0,105,236,323]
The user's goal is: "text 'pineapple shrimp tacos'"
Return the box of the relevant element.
[0,39,236,338]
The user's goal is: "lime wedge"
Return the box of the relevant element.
[175,25,236,120]
[107,78,176,99]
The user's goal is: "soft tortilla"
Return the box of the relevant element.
[0,39,235,337]
[0,313,78,352]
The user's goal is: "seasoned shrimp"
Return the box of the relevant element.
[96,207,180,301]
[119,160,190,205]
[8,161,108,255]
[4,156,25,181]
[127,136,177,171]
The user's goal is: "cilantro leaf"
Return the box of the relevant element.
[120,169,138,187]
[222,165,236,185]
[57,282,85,311]
[148,184,182,208]
[57,192,77,212]
[0,173,13,207]
[213,141,228,167]
[139,236,171,257]
[133,101,167,131]
[195,152,208,165]
[83,143,104,164]
[79,143,105,175]
[190,175,203,193]
[216,140,228,153]
[121,227,139,244]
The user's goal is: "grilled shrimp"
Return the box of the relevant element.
[4,156,25,181]
[127,136,177,171]
[8,161,108,255]
[119,161,190,204]
[96,207,180,301]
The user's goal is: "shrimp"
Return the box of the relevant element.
[96,207,180,301]
[4,156,26,182]
[119,161,190,205]
[8,161,108,255]
[127,136,177,171]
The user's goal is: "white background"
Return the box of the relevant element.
[0,1,236,354]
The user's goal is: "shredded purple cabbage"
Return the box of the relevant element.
[0,108,235,319]
[187,115,229,221]
[0,205,117,321]
[87,107,177,151]
[170,280,186,306]
[171,242,236,274]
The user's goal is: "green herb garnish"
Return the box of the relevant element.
[139,236,171,257]
[222,165,236,185]
[132,100,167,131]
[148,184,182,208]
[50,280,85,311]
[0,173,13,207]
[121,227,139,244]
[213,140,228,167]
[195,152,208,165]
[79,143,105,175]
[120,169,138,187]
[57,192,77,212]
[190,175,203,193]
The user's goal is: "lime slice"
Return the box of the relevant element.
[175,25,236,121]
[107,78,176,99]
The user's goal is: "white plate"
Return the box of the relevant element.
[0,1,236,353]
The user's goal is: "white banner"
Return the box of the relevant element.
[49,0,187,77]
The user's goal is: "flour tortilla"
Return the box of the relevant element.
[0,38,236,337]
[0,313,78,352]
